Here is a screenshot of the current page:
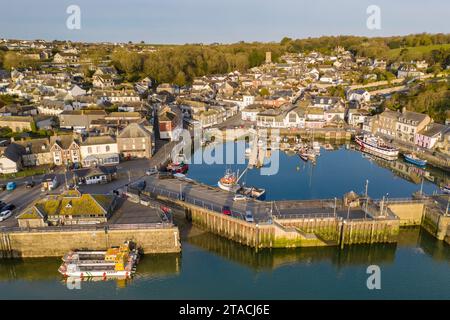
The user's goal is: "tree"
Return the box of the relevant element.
[3,52,36,70]
[280,37,292,46]
[174,71,187,86]
[259,88,270,97]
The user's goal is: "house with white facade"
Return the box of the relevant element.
[80,136,119,167]
[414,123,449,149]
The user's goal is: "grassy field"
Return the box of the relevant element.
[386,44,450,60]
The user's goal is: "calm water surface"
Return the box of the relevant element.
[0,143,449,299]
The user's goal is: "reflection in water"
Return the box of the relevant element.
[0,253,182,288]
[184,221,450,271]
[188,142,446,201]
[2,228,446,283]
[0,225,448,298]
[357,147,449,188]
[186,226,398,271]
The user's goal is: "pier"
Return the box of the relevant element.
[120,174,450,249]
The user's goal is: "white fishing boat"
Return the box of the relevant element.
[218,169,241,192]
[355,134,399,160]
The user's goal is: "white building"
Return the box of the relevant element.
[80,136,119,167]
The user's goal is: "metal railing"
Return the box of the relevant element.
[274,212,338,220]
[0,221,173,234]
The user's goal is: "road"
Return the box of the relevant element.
[0,182,52,228]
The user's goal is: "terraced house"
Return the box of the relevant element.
[50,135,81,166]
[395,109,431,143]
[80,135,119,167]
[117,123,153,159]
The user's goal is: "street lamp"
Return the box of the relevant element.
[334,197,337,218]
[446,195,449,216]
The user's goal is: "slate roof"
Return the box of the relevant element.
[81,135,116,146]
[2,143,26,162]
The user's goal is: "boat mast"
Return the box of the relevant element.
[236,167,249,183]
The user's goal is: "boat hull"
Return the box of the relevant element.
[218,180,240,192]
[60,269,133,278]
[355,136,399,160]
[404,154,427,167]
[298,153,308,161]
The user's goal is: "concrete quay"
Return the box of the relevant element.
[124,175,412,249]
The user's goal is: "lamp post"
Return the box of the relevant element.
[446,195,449,216]
[334,197,337,218]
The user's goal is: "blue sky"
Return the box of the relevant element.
[1,0,449,44]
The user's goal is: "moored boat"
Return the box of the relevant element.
[58,241,139,278]
[442,185,450,194]
[403,153,427,167]
[218,169,240,192]
[355,134,399,160]
[167,161,189,174]
[239,186,266,200]
[298,153,308,162]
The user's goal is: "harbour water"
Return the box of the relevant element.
[187,142,447,200]
[0,143,449,299]
[0,227,449,299]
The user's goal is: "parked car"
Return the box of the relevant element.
[158,172,174,180]
[146,168,158,176]
[233,194,247,201]
[6,182,16,191]
[244,211,254,222]
[222,205,232,216]
[1,204,15,212]
[0,184,6,191]
[25,181,35,188]
[134,180,146,191]
[0,210,12,222]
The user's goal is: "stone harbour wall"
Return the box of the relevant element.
[0,227,181,258]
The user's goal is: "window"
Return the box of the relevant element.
[88,147,92,154]
[289,113,296,123]
[106,145,110,152]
